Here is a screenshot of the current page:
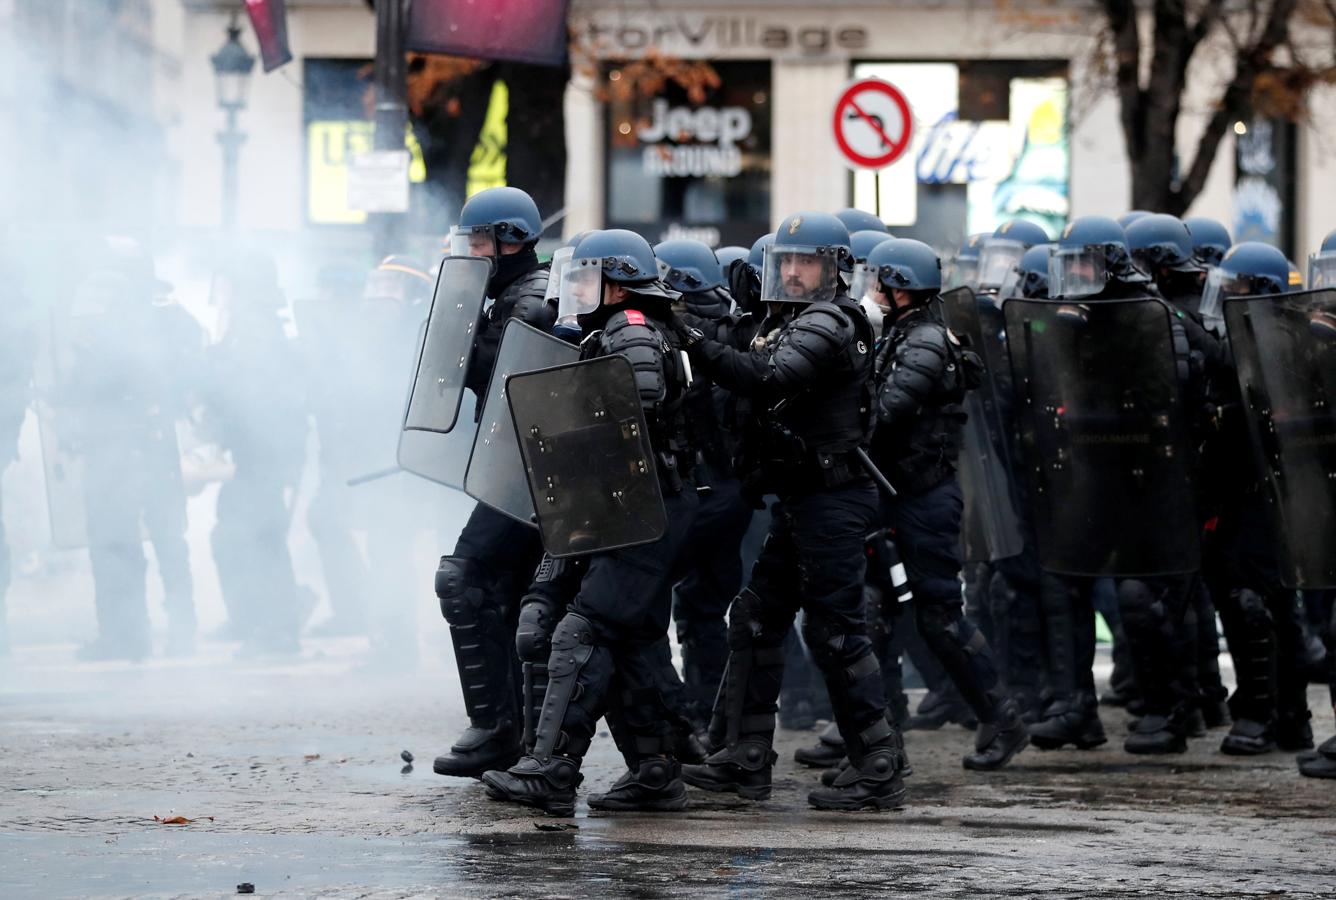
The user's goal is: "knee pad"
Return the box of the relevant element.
[549,612,598,677]
[914,600,957,642]
[515,593,563,663]
[1235,588,1274,632]
[801,612,868,664]
[436,556,483,622]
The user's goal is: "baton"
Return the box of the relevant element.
[853,447,898,499]
[346,465,401,487]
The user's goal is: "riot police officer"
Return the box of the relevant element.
[1197,242,1316,756]
[1127,213,1235,728]
[434,187,556,778]
[481,229,699,815]
[677,212,906,810]
[655,239,753,723]
[1026,216,1160,751]
[865,238,1030,770]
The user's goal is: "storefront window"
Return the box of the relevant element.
[604,60,771,247]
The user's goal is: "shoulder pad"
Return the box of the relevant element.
[904,319,950,352]
[793,302,855,344]
[604,309,668,348]
[502,266,551,304]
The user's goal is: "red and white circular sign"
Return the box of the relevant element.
[832,79,914,170]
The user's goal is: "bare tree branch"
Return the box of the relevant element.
[1177,0,1299,208]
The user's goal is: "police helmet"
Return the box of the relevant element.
[1117,210,1152,228]
[1125,214,1203,274]
[1199,241,1294,331]
[1307,227,1336,289]
[834,207,889,236]
[449,187,543,257]
[944,233,988,290]
[1184,217,1233,267]
[977,219,1050,291]
[714,245,749,271]
[760,212,852,305]
[848,230,895,302]
[999,243,1054,301]
[364,254,432,305]
[1049,215,1146,299]
[747,233,775,273]
[557,229,674,322]
[654,239,725,293]
[865,238,943,296]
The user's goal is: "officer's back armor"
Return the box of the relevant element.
[872,304,971,495]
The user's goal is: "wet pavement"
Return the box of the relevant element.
[1,640,1333,899]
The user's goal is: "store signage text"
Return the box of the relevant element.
[638,98,753,177]
[916,112,1011,185]
[582,16,867,57]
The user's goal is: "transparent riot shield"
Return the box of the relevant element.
[506,355,667,558]
[940,288,1023,562]
[464,321,578,523]
[402,255,490,434]
[1003,297,1199,577]
[1225,289,1336,588]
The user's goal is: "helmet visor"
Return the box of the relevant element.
[545,247,575,302]
[760,245,839,304]
[849,262,877,305]
[943,257,979,291]
[977,239,1026,290]
[1308,251,1336,290]
[1198,267,1248,332]
[557,259,603,321]
[1048,247,1107,299]
[449,224,498,259]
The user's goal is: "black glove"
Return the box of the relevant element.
[726,259,762,314]
[668,312,705,349]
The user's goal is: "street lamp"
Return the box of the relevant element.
[211,14,255,231]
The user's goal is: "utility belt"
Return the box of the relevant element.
[740,446,870,502]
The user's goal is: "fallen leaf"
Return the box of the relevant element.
[153,815,214,825]
[303,754,320,761]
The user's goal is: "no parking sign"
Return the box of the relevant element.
[832,79,914,170]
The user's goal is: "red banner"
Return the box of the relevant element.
[244,0,293,73]
[407,0,570,67]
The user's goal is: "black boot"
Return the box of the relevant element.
[807,745,906,810]
[682,738,776,800]
[962,698,1030,770]
[1297,731,1336,778]
[1220,717,1277,755]
[434,721,522,776]
[481,755,581,817]
[905,686,977,730]
[587,756,688,812]
[436,557,522,777]
[794,721,846,768]
[1124,708,1189,754]
[1030,692,1107,750]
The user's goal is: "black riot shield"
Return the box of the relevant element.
[1003,297,1199,577]
[396,313,477,490]
[464,321,579,523]
[940,287,1024,562]
[1225,289,1336,588]
[506,355,667,558]
[402,255,490,434]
